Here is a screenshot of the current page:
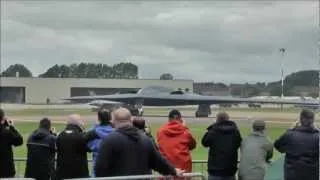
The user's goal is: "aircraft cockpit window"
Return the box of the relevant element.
[170,90,184,95]
[138,86,173,95]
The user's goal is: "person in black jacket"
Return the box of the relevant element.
[132,116,157,148]
[55,114,91,180]
[274,109,319,180]
[95,107,184,177]
[25,118,57,180]
[0,109,23,178]
[201,112,242,180]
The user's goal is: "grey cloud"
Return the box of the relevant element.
[1,1,318,83]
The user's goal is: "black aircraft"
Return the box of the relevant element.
[63,86,319,117]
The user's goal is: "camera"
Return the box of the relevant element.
[1,117,12,127]
[3,119,9,127]
[1,119,9,127]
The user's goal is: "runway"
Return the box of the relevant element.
[2,103,307,126]
[9,114,297,126]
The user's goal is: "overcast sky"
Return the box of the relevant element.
[1,1,318,84]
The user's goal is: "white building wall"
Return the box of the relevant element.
[0,77,193,104]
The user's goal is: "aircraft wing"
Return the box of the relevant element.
[63,94,140,104]
[64,93,319,106]
[88,99,123,106]
[136,94,319,106]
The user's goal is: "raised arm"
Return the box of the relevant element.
[187,131,197,150]
[8,126,23,146]
[201,130,215,147]
[274,131,290,153]
[265,139,274,163]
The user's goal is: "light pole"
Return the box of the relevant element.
[279,48,286,99]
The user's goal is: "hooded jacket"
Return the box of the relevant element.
[55,124,91,180]
[274,126,319,180]
[0,125,23,178]
[201,120,242,176]
[85,124,113,176]
[24,128,56,180]
[156,120,197,172]
[238,131,273,180]
[95,125,177,177]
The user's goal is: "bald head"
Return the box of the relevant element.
[112,108,132,128]
[67,114,84,129]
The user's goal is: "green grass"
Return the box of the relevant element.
[12,121,288,177]
[13,121,287,159]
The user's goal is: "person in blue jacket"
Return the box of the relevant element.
[85,109,114,177]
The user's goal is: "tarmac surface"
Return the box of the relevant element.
[8,113,298,126]
[2,103,306,126]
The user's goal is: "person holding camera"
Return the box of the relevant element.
[0,108,23,178]
[25,117,57,180]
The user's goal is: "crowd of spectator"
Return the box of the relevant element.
[0,107,319,180]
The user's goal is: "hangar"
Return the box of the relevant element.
[0,77,193,104]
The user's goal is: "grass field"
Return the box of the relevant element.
[5,105,294,177]
[11,121,288,177]
[13,121,287,160]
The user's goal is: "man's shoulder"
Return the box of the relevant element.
[85,128,98,138]
[102,130,123,141]
[58,129,82,138]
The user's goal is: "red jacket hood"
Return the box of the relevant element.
[161,120,188,137]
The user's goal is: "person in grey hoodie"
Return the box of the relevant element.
[238,120,273,180]
[85,109,114,177]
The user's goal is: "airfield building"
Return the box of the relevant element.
[0,77,193,104]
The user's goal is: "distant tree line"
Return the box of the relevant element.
[0,64,33,77]
[229,70,319,97]
[1,62,139,79]
[1,63,318,97]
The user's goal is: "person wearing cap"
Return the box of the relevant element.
[25,117,57,180]
[238,120,273,180]
[201,112,242,180]
[0,108,23,178]
[156,109,197,173]
[95,108,182,177]
[85,109,114,177]
[55,114,91,180]
[274,109,319,180]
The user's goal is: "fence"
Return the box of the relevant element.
[66,173,206,180]
[2,173,205,180]
[13,158,208,178]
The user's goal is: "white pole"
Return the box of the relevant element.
[318,0,320,104]
[280,48,286,99]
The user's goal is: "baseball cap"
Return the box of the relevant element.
[252,120,266,131]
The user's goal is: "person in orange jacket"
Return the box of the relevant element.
[156,109,197,173]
